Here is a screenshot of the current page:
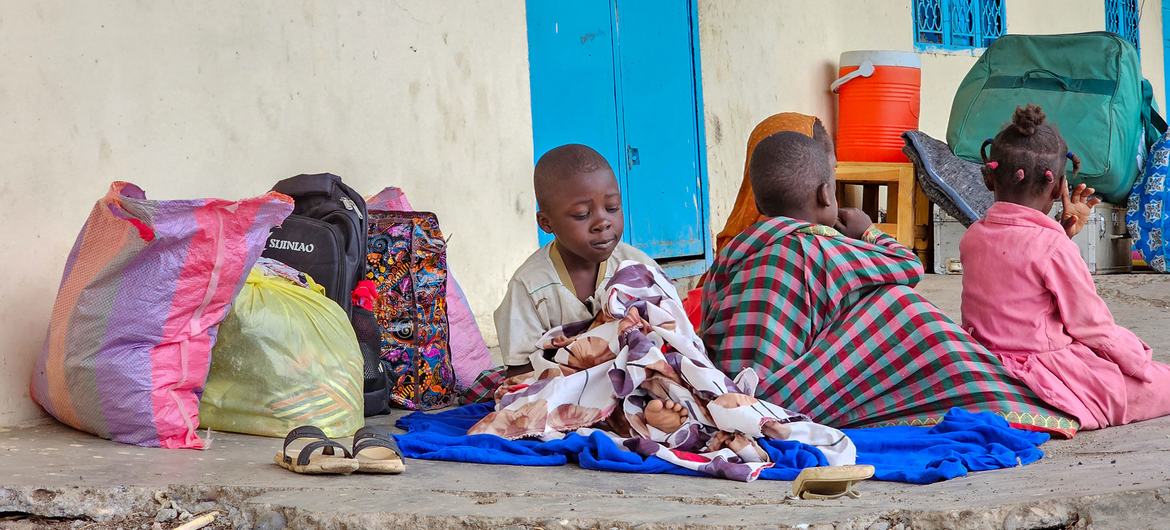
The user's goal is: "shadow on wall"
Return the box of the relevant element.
[821,60,840,132]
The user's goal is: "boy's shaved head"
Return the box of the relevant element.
[532,143,624,267]
[534,144,612,210]
[749,126,834,217]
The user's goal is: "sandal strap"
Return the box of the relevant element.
[353,434,403,460]
[352,426,394,445]
[282,426,342,465]
[282,425,330,453]
[288,439,353,467]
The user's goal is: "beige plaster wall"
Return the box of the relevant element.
[0,1,533,426]
[2,0,1165,427]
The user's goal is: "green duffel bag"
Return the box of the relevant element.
[947,32,1166,203]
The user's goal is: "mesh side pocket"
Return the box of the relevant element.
[352,306,390,416]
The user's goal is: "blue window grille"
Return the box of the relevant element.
[1106,0,1141,52]
[914,0,1005,51]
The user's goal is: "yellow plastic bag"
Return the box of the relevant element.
[199,263,363,438]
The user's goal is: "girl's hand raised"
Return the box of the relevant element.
[1060,182,1101,238]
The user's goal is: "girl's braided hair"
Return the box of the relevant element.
[980,104,1080,192]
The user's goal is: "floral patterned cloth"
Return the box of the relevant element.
[468,261,856,482]
[1128,133,1169,272]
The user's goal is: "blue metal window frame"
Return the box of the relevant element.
[1106,0,1142,52]
[914,0,1005,52]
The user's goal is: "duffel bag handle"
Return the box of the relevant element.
[1141,78,1168,149]
[1021,69,1072,91]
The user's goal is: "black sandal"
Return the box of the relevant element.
[273,426,360,475]
[351,426,406,474]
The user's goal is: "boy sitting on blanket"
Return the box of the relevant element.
[497,144,658,379]
[462,145,658,398]
[465,143,857,481]
[474,144,683,430]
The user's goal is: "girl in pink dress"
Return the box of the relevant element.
[960,104,1170,431]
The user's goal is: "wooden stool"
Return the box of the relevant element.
[835,162,930,263]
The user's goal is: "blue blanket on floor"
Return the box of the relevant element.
[393,404,1048,484]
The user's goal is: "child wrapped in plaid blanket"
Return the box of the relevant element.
[700,115,1077,437]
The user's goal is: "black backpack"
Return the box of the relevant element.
[265,173,367,316]
[263,173,391,416]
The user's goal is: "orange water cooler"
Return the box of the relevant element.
[831,50,928,263]
[831,50,921,163]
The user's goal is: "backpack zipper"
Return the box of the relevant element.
[340,196,364,220]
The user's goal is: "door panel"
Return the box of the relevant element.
[614,0,705,259]
[526,0,625,245]
[525,0,707,259]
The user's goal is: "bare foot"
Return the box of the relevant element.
[644,399,688,433]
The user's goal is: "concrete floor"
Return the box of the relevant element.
[2,275,1169,529]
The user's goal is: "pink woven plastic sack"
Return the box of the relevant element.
[30,182,292,448]
[366,187,491,389]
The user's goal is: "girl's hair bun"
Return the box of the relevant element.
[1010,104,1046,136]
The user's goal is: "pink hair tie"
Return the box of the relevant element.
[986,161,999,170]
[1044,169,1055,182]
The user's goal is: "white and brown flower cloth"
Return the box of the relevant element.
[469,261,856,481]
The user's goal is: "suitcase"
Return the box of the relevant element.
[931,203,1132,275]
[932,205,966,275]
[1054,202,1133,274]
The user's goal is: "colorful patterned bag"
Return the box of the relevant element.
[1128,133,1170,272]
[30,182,291,448]
[366,210,456,410]
[366,187,492,390]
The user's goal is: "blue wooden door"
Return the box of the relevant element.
[614,0,706,259]
[525,1,623,197]
[525,0,708,261]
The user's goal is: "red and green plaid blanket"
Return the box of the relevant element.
[701,217,1078,437]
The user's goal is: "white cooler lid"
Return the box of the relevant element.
[840,50,921,68]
